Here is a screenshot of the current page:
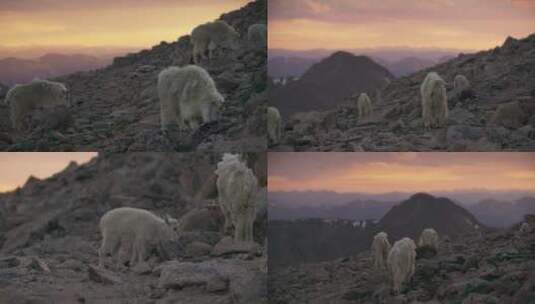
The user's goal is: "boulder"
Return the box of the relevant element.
[178,207,224,232]
[185,241,213,257]
[212,237,261,257]
[157,261,229,292]
[491,101,526,129]
[88,265,122,285]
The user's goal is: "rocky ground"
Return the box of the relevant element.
[272,34,535,151]
[269,216,535,304]
[0,0,267,152]
[0,153,267,303]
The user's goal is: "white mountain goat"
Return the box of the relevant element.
[267,106,282,145]
[247,24,267,48]
[158,65,224,132]
[453,74,470,91]
[6,79,69,130]
[191,20,240,63]
[215,154,258,242]
[356,93,372,120]
[388,237,417,294]
[371,232,391,271]
[421,72,448,128]
[520,222,531,234]
[98,207,180,269]
[418,228,439,251]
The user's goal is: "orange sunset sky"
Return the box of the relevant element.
[0,153,97,192]
[268,0,535,51]
[268,153,535,193]
[0,0,248,57]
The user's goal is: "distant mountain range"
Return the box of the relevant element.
[467,197,535,228]
[269,192,486,269]
[269,51,393,117]
[0,53,111,86]
[269,190,535,228]
[268,47,463,79]
[381,56,454,77]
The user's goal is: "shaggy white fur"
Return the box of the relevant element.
[520,222,531,234]
[158,65,224,132]
[215,154,258,242]
[6,79,69,130]
[98,207,179,269]
[247,24,267,48]
[421,72,448,128]
[371,232,391,271]
[191,20,239,63]
[356,93,373,120]
[388,237,417,294]
[453,74,470,91]
[267,106,282,145]
[418,228,439,251]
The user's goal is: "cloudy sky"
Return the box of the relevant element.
[0,153,97,192]
[269,0,535,51]
[0,0,247,53]
[269,153,535,193]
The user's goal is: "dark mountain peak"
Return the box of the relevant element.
[380,194,481,241]
[329,50,353,58]
[321,51,380,68]
[312,51,383,69]
[326,51,362,61]
[270,49,393,117]
[24,175,40,185]
[408,192,435,201]
[503,36,519,48]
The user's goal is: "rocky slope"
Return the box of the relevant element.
[269,215,535,304]
[0,0,267,152]
[270,52,393,118]
[0,153,267,303]
[273,34,535,151]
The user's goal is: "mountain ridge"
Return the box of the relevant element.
[269,51,393,117]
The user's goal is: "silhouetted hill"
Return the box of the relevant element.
[270,51,393,117]
[380,193,482,240]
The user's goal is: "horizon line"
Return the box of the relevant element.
[268,189,535,195]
